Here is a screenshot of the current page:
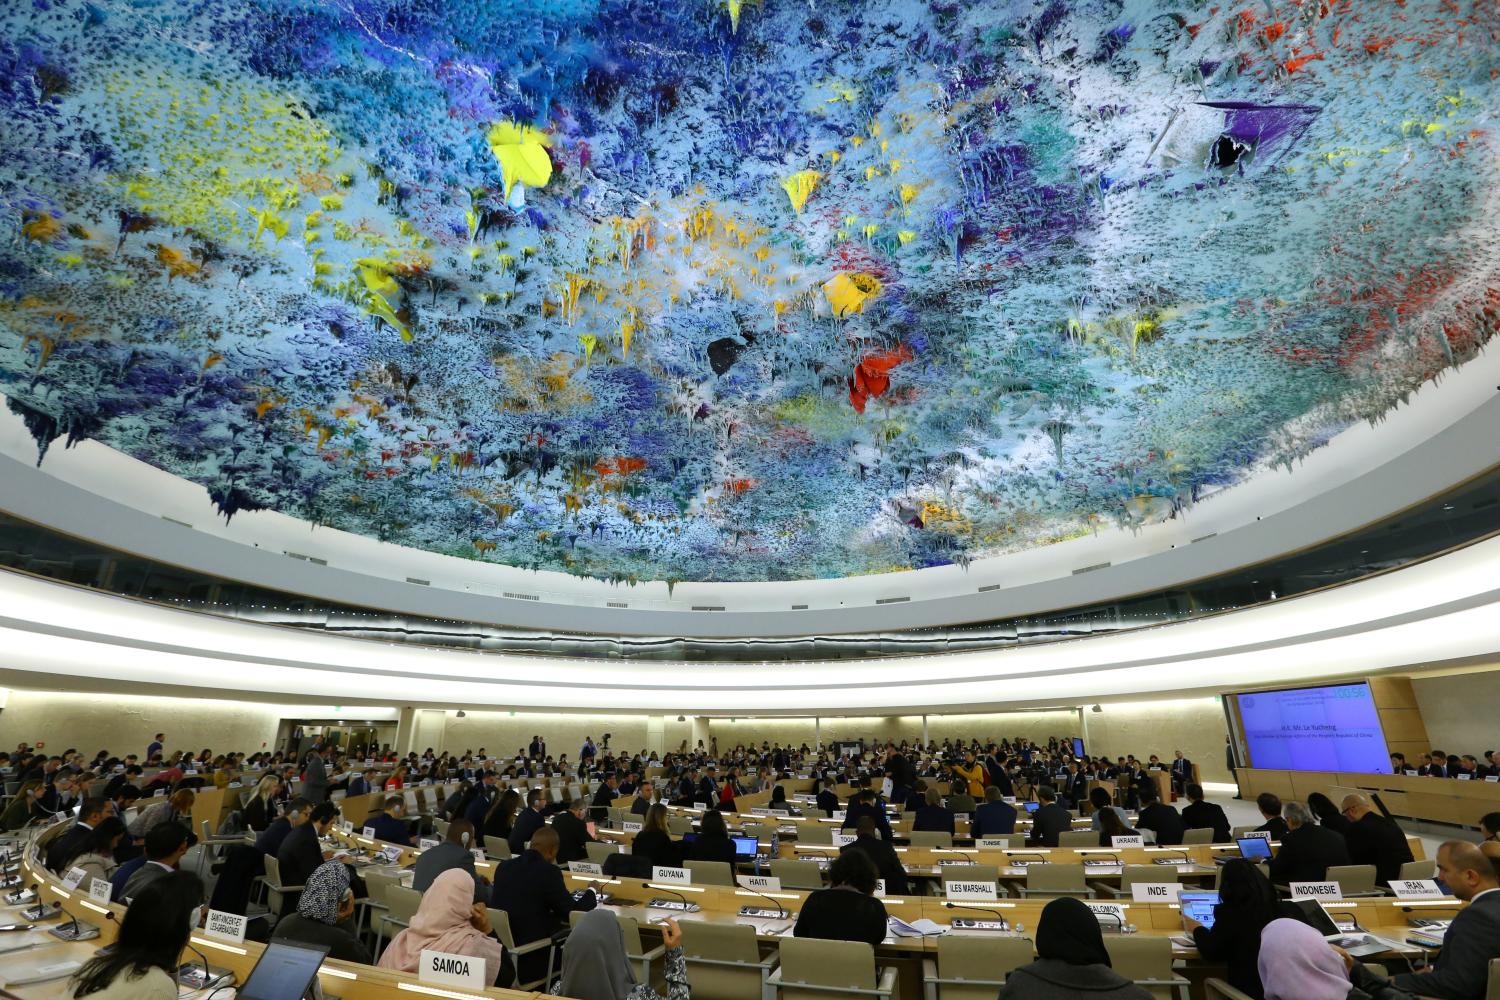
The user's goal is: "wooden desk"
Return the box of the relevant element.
[1236,769,1500,829]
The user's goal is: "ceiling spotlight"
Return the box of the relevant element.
[456,710,467,718]
[1091,704,1103,713]
[677,715,686,722]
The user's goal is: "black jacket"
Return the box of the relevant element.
[46,822,92,873]
[841,801,893,841]
[997,959,1152,999]
[630,829,682,868]
[551,811,595,864]
[840,836,908,895]
[1136,803,1186,846]
[1389,889,1500,998]
[1343,812,1412,885]
[1255,816,1289,840]
[686,832,736,865]
[507,807,547,856]
[1269,824,1351,885]
[412,841,484,900]
[275,823,324,912]
[1191,901,1301,1000]
[912,805,956,834]
[490,850,596,982]
[1028,803,1073,847]
[273,915,372,964]
[971,800,1018,838]
[792,887,887,946]
[1181,800,1232,842]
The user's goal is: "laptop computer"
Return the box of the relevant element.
[1179,891,1220,929]
[733,836,759,859]
[239,940,329,1000]
[1217,836,1273,864]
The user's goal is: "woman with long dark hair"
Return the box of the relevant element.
[68,870,203,999]
[64,816,129,884]
[1187,859,1291,999]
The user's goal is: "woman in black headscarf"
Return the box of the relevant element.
[997,897,1152,999]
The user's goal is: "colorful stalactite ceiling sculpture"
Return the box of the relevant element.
[1,1,1497,584]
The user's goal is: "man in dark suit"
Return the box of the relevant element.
[412,819,485,900]
[970,786,1017,838]
[1254,792,1289,840]
[1170,750,1192,795]
[1027,786,1072,847]
[1180,784,1232,842]
[301,745,329,804]
[1341,793,1412,885]
[1136,786,1187,846]
[346,769,375,797]
[528,735,545,759]
[1269,801,1351,883]
[361,795,414,845]
[46,797,107,872]
[590,774,618,822]
[508,787,548,856]
[490,826,596,985]
[276,802,338,913]
[1388,841,1500,997]
[552,797,596,863]
[841,788,893,842]
[630,780,654,816]
[840,816,908,894]
[464,772,498,827]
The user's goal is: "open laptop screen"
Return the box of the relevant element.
[1237,836,1273,861]
[239,941,328,1000]
[1179,891,1220,929]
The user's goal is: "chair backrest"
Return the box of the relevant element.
[681,920,765,1000]
[1487,957,1499,1000]
[263,855,283,885]
[668,816,695,835]
[946,794,976,813]
[939,864,999,886]
[742,822,776,841]
[384,885,423,923]
[686,860,737,886]
[363,869,401,905]
[934,935,1033,1000]
[681,919,761,962]
[1399,859,1436,880]
[1181,827,1214,845]
[779,937,875,989]
[433,818,449,837]
[798,824,834,845]
[1118,864,1179,889]
[1104,936,1174,999]
[1059,830,1097,846]
[484,835,508,857]
[909,830,953,848]
[1026,863,1086,893]
[492,907,521,949]
[770,859,825,889]
[587,841,621,864]
[1327,864,1376,894]
[1230,825,1258,838]
[1204,978,1257,1000]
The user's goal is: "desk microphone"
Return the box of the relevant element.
[1150,851,1190,865]
[182,938,231,989]
[939,850,975,865]
[738,885,788,919]
[647,886,701,913]
[1006,853,1046,864]
[1091,908,1133,934]
[942,901,1009,930]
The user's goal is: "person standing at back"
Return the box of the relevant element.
[145,734,164,762]
[299,744,329,804]
[1340,794,1412,886]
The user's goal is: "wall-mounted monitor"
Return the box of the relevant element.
[1236,682,1389,772]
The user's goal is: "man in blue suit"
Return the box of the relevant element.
[970,786,1018,838]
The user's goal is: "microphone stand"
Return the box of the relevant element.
[179,937,233,989]
[736,884,790,929]
[646,884,701,913]
[942,901,1010,931]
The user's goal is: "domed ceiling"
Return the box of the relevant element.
[1,0,1496,584]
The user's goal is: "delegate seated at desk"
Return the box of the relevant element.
[1027,785,1072,847]
[1340,794,1412,885]
[277,801,339,913]
[1268,802,1350,885]
[1386,841,1500,999]
[553,796,599,863]
[1181,783,1233,842]
[362,794,415,846]
[842,787,894,842]
[840,815,909,895]
[491,826,598,985]
[1135,786,1186,846]
[971,786,1018,837]
[686,808,736,864]
[793,850,888,946]
[413,818,488,901]
[911,785,956,835]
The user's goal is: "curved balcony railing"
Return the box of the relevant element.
[1,462,1497,661]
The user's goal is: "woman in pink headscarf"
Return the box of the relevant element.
[378,868,504,985]
[1257,918,1418,1000]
